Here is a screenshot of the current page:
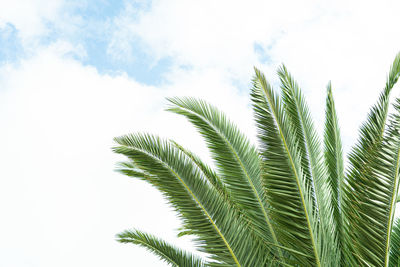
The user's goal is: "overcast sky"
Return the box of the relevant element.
[1,1,400,266]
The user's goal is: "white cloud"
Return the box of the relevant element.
[0,42,255,266]
[264,1,400,144]
[0,47,169,267]
[0,0,92,58]
[112,0,400,153]
[0,0,65,40]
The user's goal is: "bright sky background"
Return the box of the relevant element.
[1,1,400,266]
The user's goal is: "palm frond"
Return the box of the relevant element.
[113,134,273,266]
[324,82,344,251]
[380,99,400,266]
[278,65,322,212]
[343,53,400,266]
[117,229,206,267]
[252,68,325,266]
[166,98,283,260]
[278,66,339,265]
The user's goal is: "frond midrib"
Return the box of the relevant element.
[384,143,400,266]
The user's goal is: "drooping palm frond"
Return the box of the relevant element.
[251,68,325,267]
[114,134,239,266]
[117,229,206,267]
[166,98,283,260]
[113,134,274,266]
[324,82,344,252]
[341,54,400,266]
[390,218,400,267]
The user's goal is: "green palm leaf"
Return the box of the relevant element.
[251,68,323,266]
[324,82,344,252]
[278,65,322,211]
[378,99,400,266]
[343,53,400,266]
[278,66,339,265]
[113,134,273,266]
[166,98,283,260]
[117,229,206,267]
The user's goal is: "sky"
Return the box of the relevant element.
[1,1,400,266]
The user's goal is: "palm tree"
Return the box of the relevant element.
[113,53,400,266]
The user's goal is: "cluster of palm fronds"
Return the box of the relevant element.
[113,53,400,266]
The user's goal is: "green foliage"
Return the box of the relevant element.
[390,219,400,266]
[113,53,400,266]
[117,229,205,267]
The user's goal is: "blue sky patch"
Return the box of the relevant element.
[253,43,272,64]
[0,0,170,86]
[0,23,24,64]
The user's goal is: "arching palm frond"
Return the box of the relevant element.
[380,99,400,266]
[113,134,274,266]
[342,54,400,266]
[117,229,206,267]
